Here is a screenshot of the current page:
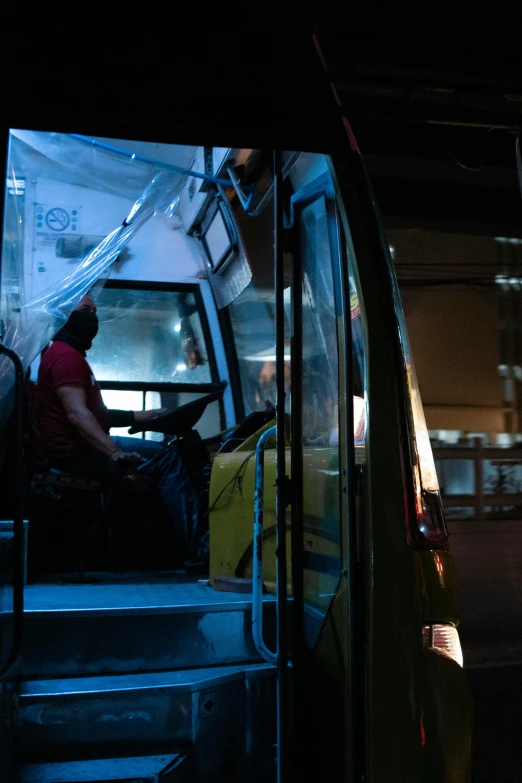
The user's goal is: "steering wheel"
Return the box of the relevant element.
[127,389,224,436]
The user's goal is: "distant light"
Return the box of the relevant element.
[495,237,522,245]
[174,323,181,333]
[495,274,522,287]
[176,363,187,371]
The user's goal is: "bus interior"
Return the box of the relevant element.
[0,130,372,781]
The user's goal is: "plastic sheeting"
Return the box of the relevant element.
[0,131,190,419]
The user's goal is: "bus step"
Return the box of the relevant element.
[20,581,277,678]
[18,663,276,759]
[18,751,191,783]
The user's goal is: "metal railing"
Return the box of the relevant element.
[434,436,522,520]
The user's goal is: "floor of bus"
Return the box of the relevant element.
[17,568,278,783]
[29,568,203,586]
[23,570,259,614]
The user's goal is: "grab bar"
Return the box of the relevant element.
[252,425,277,665]
[0,344,25,680]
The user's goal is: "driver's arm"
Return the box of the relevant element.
[56,385,142,462]
[107,407,168,428]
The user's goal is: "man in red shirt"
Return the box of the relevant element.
[36,292,207,570]
[37,293,166,478]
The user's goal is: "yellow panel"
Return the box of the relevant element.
[209,435,342,598]
[208,447,285,591]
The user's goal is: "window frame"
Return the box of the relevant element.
[93,279,226,428]
[196,196,238,274]
[216,304,245,422]
[288,170,349,646]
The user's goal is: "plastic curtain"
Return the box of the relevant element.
[0,131,185,420]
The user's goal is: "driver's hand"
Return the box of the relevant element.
[109,449,146,464]
[133,407,169,423]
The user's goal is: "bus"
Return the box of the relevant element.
[0,15,472,783]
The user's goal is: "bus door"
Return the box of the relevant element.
[277,162,360,780]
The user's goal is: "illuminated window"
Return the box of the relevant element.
[88,286,211,384]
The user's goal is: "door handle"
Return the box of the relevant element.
[252,425,277,665]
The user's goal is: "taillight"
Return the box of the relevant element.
[422,623,464,668]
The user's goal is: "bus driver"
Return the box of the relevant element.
[36,292,208,570]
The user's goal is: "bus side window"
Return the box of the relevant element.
[295,186,343,645]
[350,284,367,451]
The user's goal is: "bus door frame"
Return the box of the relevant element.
[273,149,291,783]
[282,164,363,781]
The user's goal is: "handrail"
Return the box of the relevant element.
[252,425,277,666]
[69,134,251,192]
[0,343,25,680]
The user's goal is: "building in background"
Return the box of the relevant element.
[391,230,522,443]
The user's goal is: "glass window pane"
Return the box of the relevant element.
[143,391,168,441]
[298,195,342,642]
[349,268,368,456]
[101,389,144,440]
[100,389,164,441]
[227,284,291,415]
[205,210,231,268]
[88,288,212,383]
[302,197,339,449]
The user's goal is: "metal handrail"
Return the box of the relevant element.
[252,425,277,666]
[0,344,25,680]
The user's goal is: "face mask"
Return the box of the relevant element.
[53,310,99,353]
